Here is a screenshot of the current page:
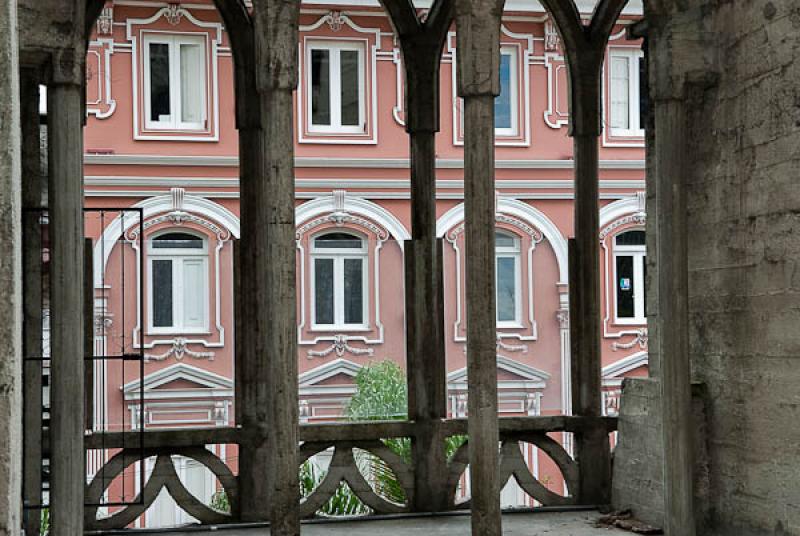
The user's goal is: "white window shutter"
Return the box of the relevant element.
[610,56,630,130]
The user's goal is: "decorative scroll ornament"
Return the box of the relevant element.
[96,6,113,35]
[164,3,183,26]
[324,10,346,32]
[611,328,648,351]
[463,334,528,354]
[94,312,113,336]
[145,337,215,362]
[556,309,569,329]
[544,19,560,52]
[296,214,389,242]
[307,334,374,359]
[599,211,646,240]
[447,214,544,244]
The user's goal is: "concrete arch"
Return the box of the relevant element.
[436,198,569,284]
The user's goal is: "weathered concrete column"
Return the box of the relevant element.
[253,2,301,533]
[655,95,695,536]
[454,0,504,532]
[381,0,453,511]
[20,69,43,536]
[0,0,22,532]
[211,0,268,522]
[539,0,628,505]
[47,77,86,535]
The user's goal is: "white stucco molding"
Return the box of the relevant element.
[295,194,411,247]
[436,198,569,284]
[93,193,241,288]
[599,192,646,231]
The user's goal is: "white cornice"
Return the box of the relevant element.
[84,154,645,170]
[85,175,646,191]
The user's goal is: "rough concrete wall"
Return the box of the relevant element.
[619,1,800,534]
[0,0,22,533]
[613,380,711,530]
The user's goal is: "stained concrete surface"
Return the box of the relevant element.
[128,511,629,535]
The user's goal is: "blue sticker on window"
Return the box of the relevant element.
[619,278,631,291]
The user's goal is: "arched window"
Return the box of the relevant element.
[311,232,367,329]
[148,231,208,332]
[496,230,521,325]
[613,230,646,323]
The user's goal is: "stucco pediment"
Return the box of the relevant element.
[448,356,550,390]
[122,363,233,401]
[602,351,648,385]
[299,359,363,396]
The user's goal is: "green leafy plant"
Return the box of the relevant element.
[210,490,230,513]
[40,508,49,536]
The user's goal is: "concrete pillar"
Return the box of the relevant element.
[0,0,22,532]
[655,96,695,536]
[383,0,453,510]
[20,70,43,536]
[210,1,268,523]
[454,0,504,532]
[47,81,85,536]
[538,0,628,505]
[252,2,301,533]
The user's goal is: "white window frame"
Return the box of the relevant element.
[305,40,367,135]
[608,48,644,138]
[147,232,209,335]
[142,33,208,131]
[494,46,520,137]
[310,232,369,330]
[612,231,646,324]
[495,231,522,327]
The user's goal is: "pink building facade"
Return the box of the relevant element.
[80,0,647,523]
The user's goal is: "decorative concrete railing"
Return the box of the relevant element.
[83,416,616,530]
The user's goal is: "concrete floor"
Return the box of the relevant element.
[130,511,629,535]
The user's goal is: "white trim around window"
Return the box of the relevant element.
[147,231,209,334]
[608,48,644,138]
[142,33,208,132]
[496,230,523,327]
[494,46,520,138]
[310,231,369,330]
[305,39,367,135]
[612,230,646,324]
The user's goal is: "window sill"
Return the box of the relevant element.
[146,329,212,337]
[310,326,371,333]
[611,318,646,327]
[497,322,525,330]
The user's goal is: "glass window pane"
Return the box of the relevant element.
[616,255,635,318]
[497,256,516,322]
[152,259,173,327]
[182,259,204,328]
[314,233,363,250]
[343,258,363,324]
[495,53,512,129]
[495,231,517,249]
[315,258,334,325]
[311,49,331,125]
[615,230,645,246]
[340,50,360,127]
[180,43,205,124]
[152,232,204,249]
[149,43,171,122]
[610,56,630,130]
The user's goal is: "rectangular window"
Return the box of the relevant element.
[307,41,365,134]
[148,244,208,332]
[152,259,173,328]
[343,258,363,324]
[614,231,646,323]
[496,256,517,322]
[143,34,207,131]
[314,258,335,325]
[609,49,644,137]
[495,50,516,133]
